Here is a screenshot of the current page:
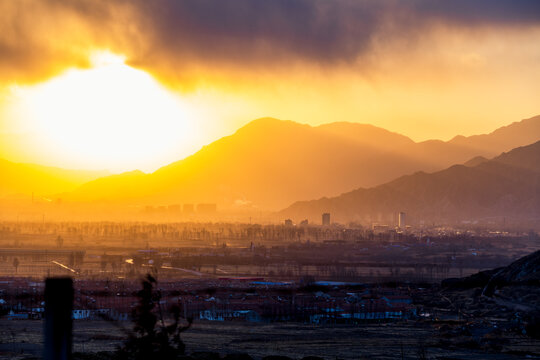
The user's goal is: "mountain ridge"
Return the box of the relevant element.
[4,115,540,213]
[280,140,540,224]
[62,115,540,210]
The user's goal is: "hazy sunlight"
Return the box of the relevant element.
[11,52,199,172]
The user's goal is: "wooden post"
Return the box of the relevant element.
[44,277,73,360]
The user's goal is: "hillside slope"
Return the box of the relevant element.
[65,115,540,210]
[0,159,109,198]
[280,141,540,223]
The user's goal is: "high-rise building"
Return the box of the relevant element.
[398,212,406,229]
[322,213,330,226]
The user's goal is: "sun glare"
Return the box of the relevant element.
[11,51,199,172]
[89,51,126,67]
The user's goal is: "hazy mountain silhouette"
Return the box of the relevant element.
[448,115,540,155]
[280,141,540,224]
[63,115,540,210]
[0,158,109,198]
[66,118,429,208]
[463,156,489,167]
[399,115,540,169]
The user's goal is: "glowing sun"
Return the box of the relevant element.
[12,52,199,172]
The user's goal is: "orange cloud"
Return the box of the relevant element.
[0,0,539,151]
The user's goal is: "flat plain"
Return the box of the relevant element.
[1,318,539,360]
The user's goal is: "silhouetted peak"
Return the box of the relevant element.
[450,134,467,142]
[449,114,540,147]
[316,121,414,146]
[236,117,308,135]
[464,156,489,167]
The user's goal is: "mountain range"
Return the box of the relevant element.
[62,115,540,210]
[1,115,540,215]
[280,140,540,224]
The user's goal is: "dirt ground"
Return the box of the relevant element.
[1,319,539,360]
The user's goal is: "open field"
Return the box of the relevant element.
[1,319,539,360]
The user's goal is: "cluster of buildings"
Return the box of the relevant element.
[194,288,416,324]
[284,213,332,227]
[0,277,416,324]
[285,212,408,230]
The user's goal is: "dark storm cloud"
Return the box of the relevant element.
[410,0,540,25]
[0,0,539,83]
[131,0,383,64]
[126,0,540,65]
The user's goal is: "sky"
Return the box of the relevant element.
[0,0,539,172]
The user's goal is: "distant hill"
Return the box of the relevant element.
[280,141,540,224]
[315,122,415,150]
[463,156,489,167]
[66,118,429,207]
[64,115,540,210]
[389,115,540,170]
[0,159,109,198]
[449,115,540,155]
